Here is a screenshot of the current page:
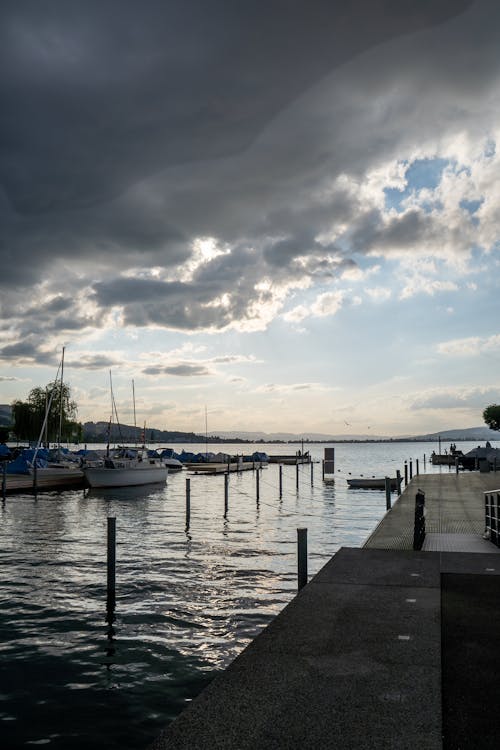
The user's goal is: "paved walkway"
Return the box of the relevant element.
[149,472,500,749]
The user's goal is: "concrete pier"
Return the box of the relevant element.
[149,473,500,749]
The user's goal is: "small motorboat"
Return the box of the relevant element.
[347,477,399,490]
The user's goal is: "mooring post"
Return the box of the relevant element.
[279,464,283,499]
[256,469,260,502]
[185,477,191,528]
[409,460,413,480]
[404,462,408,486]
[297,528,308,591]
[322,459,325,480]
[385,477,392,510]
[396,469,402,496]
[107,517,116,607]
[2,462,6,501]
[416,458,419,476]
[296,463,299,491]
[310,461,314,486]
[423,453,426,470]
[224,473,229,516]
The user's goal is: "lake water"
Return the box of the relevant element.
[1,440,496,749]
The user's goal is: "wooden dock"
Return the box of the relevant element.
[186,461,267,475]
[1,470,86,495]
[149,471,500,749]
[267,454,310,465]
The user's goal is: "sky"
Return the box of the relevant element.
[1,0,500,438]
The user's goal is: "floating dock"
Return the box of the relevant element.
[150,472,500,749]
[1,470,86,495]
[267,454,311,464]
[186,461,267,475]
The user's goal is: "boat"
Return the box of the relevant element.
[159,449,184,472]
[347,477,399,490]
[84,448,168,488]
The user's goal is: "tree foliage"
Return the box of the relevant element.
[483,404,500,432]
[11,381,82,443]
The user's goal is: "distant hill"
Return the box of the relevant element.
[214,430,385,441]
[410,426,500,442]
[82,421,248,444]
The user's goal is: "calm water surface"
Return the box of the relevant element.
[1,440,495,748]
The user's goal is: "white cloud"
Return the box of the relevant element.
[283,290,361,323]
[437,333,500,357]
[410,385,500,411]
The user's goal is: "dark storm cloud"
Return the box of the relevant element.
[1,0,494,345]
[67,354,122,370]
[0,340,54,364]
[1,0,472,214]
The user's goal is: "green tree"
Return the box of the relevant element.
[12,381,80,443]
[483,404,500,432]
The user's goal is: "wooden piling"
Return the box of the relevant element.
[2,463,6,501]
[396,469,402,496]
[385,477,392,510]
[416,458,419,476]
[297,528,308,591]
[256,469,260,502]
[310,461,314,486]
[296,463,299,491]
[279,464,283,499]
[404,462,408,486]
[409,460,413,480]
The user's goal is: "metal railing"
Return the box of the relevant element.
[484,490,500,547]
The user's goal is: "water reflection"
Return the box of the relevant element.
[1,440,494,749]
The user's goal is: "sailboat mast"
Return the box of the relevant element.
[132,379,138,447]
[205,405,208,459]
[57,345,65,456]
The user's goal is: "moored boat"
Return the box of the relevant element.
[83,449,167,488]
[347,477,399,490]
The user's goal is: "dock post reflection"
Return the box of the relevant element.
[185,477,191,530]
[224,472,229,517]
[105,516,117,666]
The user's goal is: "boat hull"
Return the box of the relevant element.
[84,465,167,488]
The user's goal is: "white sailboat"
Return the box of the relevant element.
[84,448,168,488]
[31,347,84,482]
[83,375,168,488]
